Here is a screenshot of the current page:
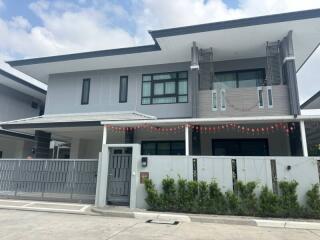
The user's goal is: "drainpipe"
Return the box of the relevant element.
[185,124,190,156]
[102,125,107,148]
[190,42,199,118]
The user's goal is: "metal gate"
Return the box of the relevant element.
[107,148,132,205]
[0,159,98,203]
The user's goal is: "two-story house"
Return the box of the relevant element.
[0,63,46,158]
[2,9,320,208]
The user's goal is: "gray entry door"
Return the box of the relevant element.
[107,148,132,205]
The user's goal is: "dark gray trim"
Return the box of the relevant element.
[7,45,160,66]
[6,9,320,67]
[149,8,320,39]
[0,69,46,94]
[0,129,34,140]
[301,90,320,109]
[1,121,102,130]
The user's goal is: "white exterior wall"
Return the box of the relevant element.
[134,156,319,208]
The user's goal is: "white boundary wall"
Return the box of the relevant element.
[135,156,320,209]
[96,144,320,209]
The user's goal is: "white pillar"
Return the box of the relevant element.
[70,138,80,159]
[102,125,107,148]
[300,120,308,157]
[185,124,190,156]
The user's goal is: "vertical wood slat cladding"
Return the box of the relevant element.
[198,85,290,118]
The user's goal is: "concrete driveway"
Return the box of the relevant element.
[1,209,320,240]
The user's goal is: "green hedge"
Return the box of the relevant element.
[144,177,320,218]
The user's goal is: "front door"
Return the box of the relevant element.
[107,148,132,205]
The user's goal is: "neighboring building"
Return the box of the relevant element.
[301,91,320,156]
[301,91,320,109]
[0,63,46,158]
[2,9,320,207]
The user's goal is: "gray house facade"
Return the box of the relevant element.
[2,9,320,208]
[0,66,46,158]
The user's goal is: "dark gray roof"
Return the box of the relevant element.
[301,91,320,109]
[7,8,320,67]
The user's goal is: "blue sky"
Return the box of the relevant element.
[0,0,319,101]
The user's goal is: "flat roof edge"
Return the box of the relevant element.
[0,69,47,94]
[7,44,160,67]
[150,8,320,39]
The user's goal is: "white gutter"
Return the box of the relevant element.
[101,115,320,126]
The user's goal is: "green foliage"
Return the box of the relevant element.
[144,179,160,210]
[235,181,258,216]
[279,181,300,217]
[208,181,226,214]
[143,178,320,219]
[306,184,320,217]
[259,186,280,217]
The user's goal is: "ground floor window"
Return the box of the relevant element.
[212,139,269,156]
[141,141,185,155]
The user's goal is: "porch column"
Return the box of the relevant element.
[102,125,107,148]
[300,120,308,157]
[185,124,190,156]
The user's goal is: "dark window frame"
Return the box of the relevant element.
[141,71,188,105]
[212,138,269,156]
[81,78,91,105]
[213,68,266,89]
[119,76,128,103]
[141,140,185,155]
[0,151,2,158]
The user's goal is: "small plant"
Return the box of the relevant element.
[235,181,258,216]
[144,179,160,210]
[198,181,209,213]
[225,191,240,214]
[306,184,320,217]
[186,181,199,212]
[208,181,226,214]
[259,186,280,217]
[176,178,188,212]
[161,177,176,211]
[279,181,300,217]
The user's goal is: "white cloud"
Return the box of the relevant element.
[0,0,319,100]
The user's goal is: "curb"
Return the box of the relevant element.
[92,207,320,230]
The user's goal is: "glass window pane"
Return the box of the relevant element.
[153,73,176,80]
[165,82,176,94]
[238,71,263,88]
[220,90,226,110]
[81,78,90,105]
[258,89,264,107]
[268,88,273,106]
[214,73,237,89]
[142,97,151,104]
[153,97,176,104]
[212,91,217,110]
[178,96,187,103]
[142,142,156,155]
[178,72,188,79]
[143,75,151,81]
[157,142,171,155]
[154,83,164,95]
[142,82,151,97]
[171,142,185,155]
[119,76,128,103]
[178,81,187,94]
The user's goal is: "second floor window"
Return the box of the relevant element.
[213,69,265,89]
[81,78,90,105]
[141,71,188,105]
[119,76,128,103]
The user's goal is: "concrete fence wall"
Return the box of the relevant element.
[135,156,320,209]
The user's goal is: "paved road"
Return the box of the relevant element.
[1,209,320,240]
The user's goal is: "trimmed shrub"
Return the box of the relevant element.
[144,179,160,210]
[235,181,258,216]
[198,181,209,213]
[259,186,280,217]
[306,184,320,217]
[225,191,240,214]
[279,181,300,217]
[186,181,199,212]
[208,181,226,214]
[161,177,176,211]
[176,178,188,212]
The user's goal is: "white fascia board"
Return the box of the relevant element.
[101,115,320,126]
